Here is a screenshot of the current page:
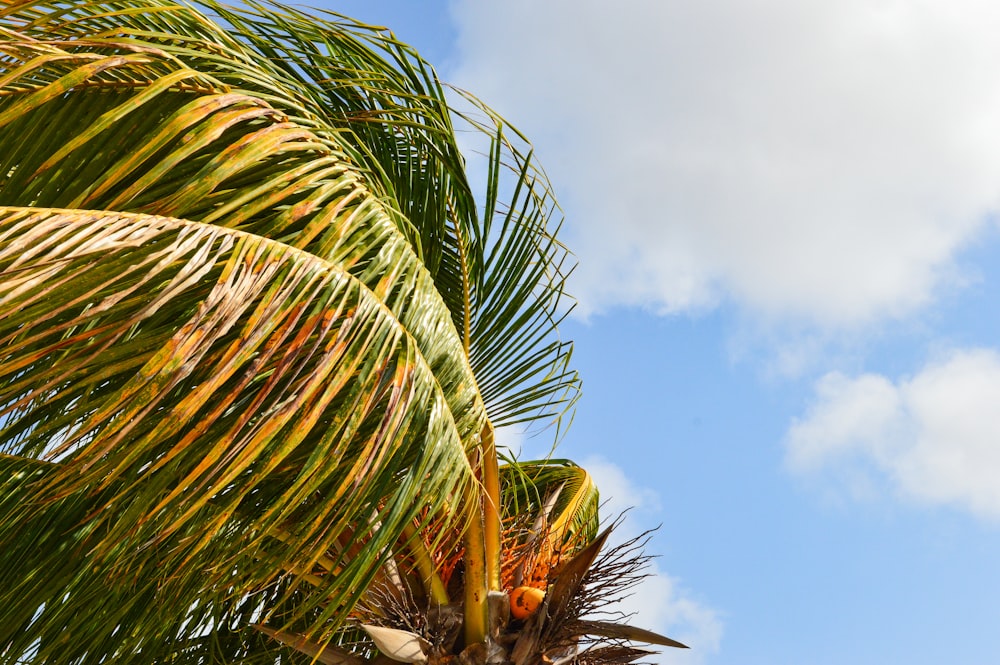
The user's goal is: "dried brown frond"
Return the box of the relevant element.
[575,644,657,665]
[572,526,658,624]
[349,576,464,660]
[540,519,662,658]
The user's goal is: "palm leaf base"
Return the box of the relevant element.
[312,527,688,665]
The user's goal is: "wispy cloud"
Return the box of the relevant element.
[786,348,1000,518]
[450,0,1000,327]
[582,456,723,663]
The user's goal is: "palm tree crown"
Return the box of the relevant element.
[0,1,685,663]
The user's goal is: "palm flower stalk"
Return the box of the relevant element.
[0,1,688,663]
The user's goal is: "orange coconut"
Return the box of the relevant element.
[509,586,546,620]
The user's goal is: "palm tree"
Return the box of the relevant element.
[0,1,686,663]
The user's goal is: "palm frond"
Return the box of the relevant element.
[199,0,581,435]
[501,459,601,549]
[0,0,580,441]
[0,207,481,664]
[0,14,485,432]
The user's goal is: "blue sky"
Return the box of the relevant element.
[328,2,1000,662]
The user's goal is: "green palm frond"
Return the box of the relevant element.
[0,207,480,663]
[500,458,601,553]
[0,13,485,426]
[199,0,580,433]
[0,0,578,438]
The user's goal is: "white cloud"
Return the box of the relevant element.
[580,455,662,516]
[582,456,723,663]
[786,348,1000,518]
[449,0,1000,326]
[614,561,723,665]
[494,424,527,458]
